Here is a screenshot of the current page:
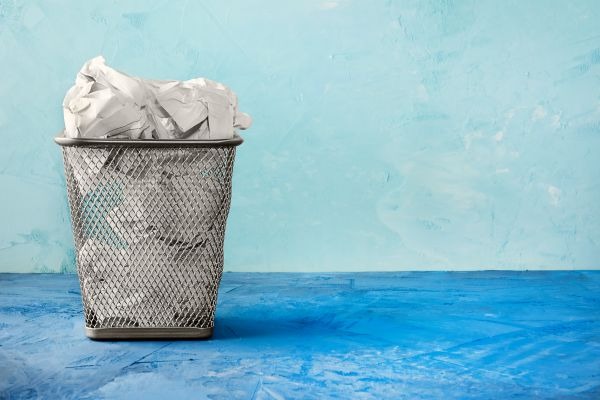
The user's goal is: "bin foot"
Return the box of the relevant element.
[85,326,214,340]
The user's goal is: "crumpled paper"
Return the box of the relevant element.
[63,56,252,140]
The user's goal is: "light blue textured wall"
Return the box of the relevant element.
[0,0,599,272]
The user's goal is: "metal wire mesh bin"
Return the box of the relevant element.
[55,135,243,339]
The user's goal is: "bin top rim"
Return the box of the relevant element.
[54,132,243,148]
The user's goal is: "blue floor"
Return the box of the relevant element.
[1,272,599,399]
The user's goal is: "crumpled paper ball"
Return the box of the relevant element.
[63,56,252,140]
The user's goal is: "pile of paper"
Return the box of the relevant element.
[63,56,251,140]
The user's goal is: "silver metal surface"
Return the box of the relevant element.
[85,327,214,340]
[58,139,237,339]
[55,134,243,148]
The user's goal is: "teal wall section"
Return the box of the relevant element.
[0,0,599,272]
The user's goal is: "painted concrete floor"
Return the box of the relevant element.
[0,272,599,399]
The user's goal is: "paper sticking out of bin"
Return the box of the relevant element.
[63,56,252,140]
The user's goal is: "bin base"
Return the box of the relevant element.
[85,326,214,340]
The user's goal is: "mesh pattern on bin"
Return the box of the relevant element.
[61,145,236,329]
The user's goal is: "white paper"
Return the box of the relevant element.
[63,56,252,140]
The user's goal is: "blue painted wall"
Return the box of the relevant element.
[0,0,599,272]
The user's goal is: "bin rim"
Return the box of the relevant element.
[54,132,243,148]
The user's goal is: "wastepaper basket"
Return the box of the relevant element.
[55,134,243,339]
